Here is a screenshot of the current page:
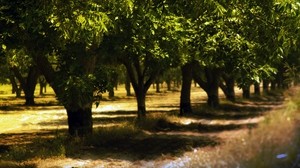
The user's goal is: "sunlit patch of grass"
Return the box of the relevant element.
[0,161,36,168]
[185,87,300,168]
[134,113,184,131]
[86,123,144,147]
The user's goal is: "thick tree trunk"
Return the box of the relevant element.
[9,76,22,97]
[123,56,159,119]
[263,80,269,93]
[270,81,276,91]
[254,83,260,95]
[204,69,220,108]
[207,84,220,108]
[220,75,235,102]
[180,63,193,115]
[67,108,93,136]
[108,88,114,98]
[23,68,38,105]
[11,66,39,105]
[242,86,250,99]
[192,62,221,108]
[136,91,146,119]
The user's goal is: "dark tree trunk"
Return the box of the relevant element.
[136,91,146,119]
[166,80,171,91]
[33,50,97,136]
[242,86,250,99]
[24,68,38,105]
[125,74,131,96]
[108,88,114,98]
[254,83,260,95]
[9,75,22,98]
[39,84,43,95]
[193,66,220,108]
[156,80,160,93]
[270,81,276,91]
[123,58,159,119]
[39,78,47,95]
[67,108,93,136]
[263,80,269,93]
[220,75,235,102]
[180,63,193,115]
[206,83,220,108]
[204,68,220,108]
[11,66,39,105]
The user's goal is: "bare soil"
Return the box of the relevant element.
[0,85,284,167]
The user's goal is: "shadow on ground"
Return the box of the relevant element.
[0,94,284,165]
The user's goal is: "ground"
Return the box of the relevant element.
[0,84,285,167]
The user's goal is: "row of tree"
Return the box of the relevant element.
[0,0,300,136]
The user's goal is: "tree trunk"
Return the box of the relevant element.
[136,91,146,119]
[263,80,269,93]
[204,68,220,108]
[108,88,114,98]
[254,83,260,95]
[156,80,160,93]
[166,80,171,91]
[67,108,93,136]
[270,81,276,91]
[39,78,47,95]
[180,63,193,115]
[207,84,219,108]
[23,67,39,105]
[9,75,22,98]
[125,74,131,96]
[220,75,235,102]
[242,86,250,99]
[11,66,39,105]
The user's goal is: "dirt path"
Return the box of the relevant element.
[0,86,284,167]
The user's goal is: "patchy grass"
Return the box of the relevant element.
[184,87,300,168]
[1,84,295,167]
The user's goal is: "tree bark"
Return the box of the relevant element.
[136,90,146,118]
[242,86,250,99]
[67,108,93,136]
[263,80,269,93]
[123,57,159,119]
[206,83,220,108]
[39,77,47,95]
[9,75,22,97]
[180,63,193,115]
[166,80,171,91]
[156,80,160,93]
[220,74,235,102]
[125,73,131,96]
[193,64,220,108]
[254,83,260,95]
[108,88,114,98]
[11,66,39,105]
[270,81,276,91]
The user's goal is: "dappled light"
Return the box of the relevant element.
[1,0,300,167]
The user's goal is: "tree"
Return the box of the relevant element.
[100,0,187,119]
[0,0,113,136]
[5,49,39,105]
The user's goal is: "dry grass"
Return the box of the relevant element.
[1,83,299,167]
[183,87,300,168]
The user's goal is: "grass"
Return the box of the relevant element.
[184,87,300,168]
[1,84,298,167]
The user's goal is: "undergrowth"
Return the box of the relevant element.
[185,87,300,168]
